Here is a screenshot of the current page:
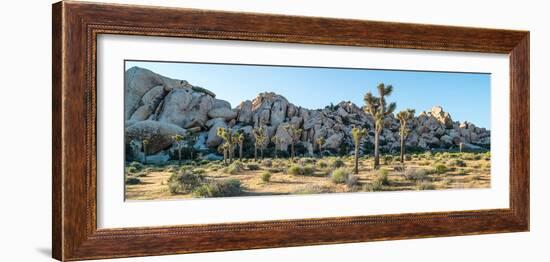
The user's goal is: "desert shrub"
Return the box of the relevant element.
[469,174,481,181]
[168,171,205,194]
[443,178,453,186]
[449,159,466,167]
[419,161,430,166]
[416,181,435,190]
[303,165,315,176]
[126,166,138,174]
[393,164,406,172]
[330,158,345,168]
[377,169,390,186]
[208,164,223,171]
[317,160,328,169]
[261,171,272,182]
[331,168,349,184]
[246,163,261,170]
[404,168,428,182]
[346,175,359,187]
[125,177,141,185]
[267,167,284,173]
[287,164,304,175]
[192,179,244,198]
[261,159,272,167]
[298,158,316,165]
[192,168,206,174]
[404,154,412,161]
[293,185,326,194]
[383,155,394,165]
[363,181,384,192]
[128,161,143,170]
[224,161,244,175]
[434,164,448,174]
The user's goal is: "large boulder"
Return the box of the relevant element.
[236,100,253,123]
[129,85,168,121]
[207,107,238,120]
[324,133,344,150]
[157,89,214,129]
[125,67,190,119]
[429,106,453,128]
[125,120,187,155]
[206,120,227,147]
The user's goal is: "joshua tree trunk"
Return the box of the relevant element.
[239,143,243,161]
[291,143,295,160]
[274,147,278,159]
[177,145,182,166]
[223,149,228,165]
[400,135,405,163]
[260,147,264,159]
[143,145,147,165]
[374,131,380,169]
[354,141,359,174]
[254,145,258,161]
[229,145,233,163]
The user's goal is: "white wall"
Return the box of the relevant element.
[1,0,547,261]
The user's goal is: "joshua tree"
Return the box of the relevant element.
[142,139,150,165]
[218,142,231,165]
[315,137,326,157]
[459,142,464,153]
[396,109,415,163]
[172,134,184,165]
[283,124,302,160]
[253,126,266,160]
[184,132,198,159]
[235,131,245,161]
[351,127,367,174]
[364,83,397,169]
[217,127,232,164]
[271,135,283,159]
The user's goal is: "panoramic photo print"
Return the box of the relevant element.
[124,61,491,200]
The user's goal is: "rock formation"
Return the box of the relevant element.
[124,67,491,163]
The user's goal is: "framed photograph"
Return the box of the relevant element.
[52,1,529,261]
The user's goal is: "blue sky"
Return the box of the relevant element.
[126,60,491,129]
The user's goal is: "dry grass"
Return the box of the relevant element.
[125,152,491,200]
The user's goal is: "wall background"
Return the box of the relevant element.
[0,0,546,261]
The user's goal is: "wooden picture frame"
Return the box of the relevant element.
[52,1,529,261]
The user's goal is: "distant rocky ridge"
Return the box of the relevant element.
[124,67,490,163]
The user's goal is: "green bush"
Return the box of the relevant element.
[192,179,244,198]
[404,154,412,161]
[449,159,466,167]
[331,168,349,184]
[127,166,138,174]
[363,181,384,192]
[261,171,272,182]
[434,164,448,174]
[346,175,359,187]
[404,168,428,182]
[287,164,304,175]
[377,169,390,186]
[416,181,435,190]
[261,159,272,167]
[317,160,328,169]
[125,177,141,185]
[246,163,261,170]
[192,168,207,174]
[168,171,205,194]
[128,161,143,171]
[383,155,394,165]
[224,161,244,175]
[303,165,315,176]
[330,158,345,168]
